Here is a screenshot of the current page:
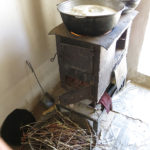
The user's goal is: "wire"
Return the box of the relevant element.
[26,60,45,95]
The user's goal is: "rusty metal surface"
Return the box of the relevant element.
[56,36,94,85]
[56,35,100,104]
[49,11,138,50]
[55,28,131,104]
[91,45,101,105]
[60,43,94,74]
[51,11,137,105]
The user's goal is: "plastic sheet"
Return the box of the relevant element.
[95,82,150,149]
[112,81,150,124]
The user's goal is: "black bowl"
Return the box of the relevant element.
[57,0,125,36]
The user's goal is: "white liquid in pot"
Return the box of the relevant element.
[69,5,116,16]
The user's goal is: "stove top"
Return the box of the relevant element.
[49,11,138,50]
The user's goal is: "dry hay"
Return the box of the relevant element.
[21,111,96,150]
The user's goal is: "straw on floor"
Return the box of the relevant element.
[21,111,96,150]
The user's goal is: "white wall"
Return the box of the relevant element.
[0,0,64,125]
[127,0,150,86]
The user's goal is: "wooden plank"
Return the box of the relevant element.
[56,104,97,123]
[59,86,91,105]
[49,11,138,50]
[114,55,127,90]
[113,49,127,70]
[97,42,116,103]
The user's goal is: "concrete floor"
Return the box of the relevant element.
[64,82,150,150]
[14,82,150,149]
[95,81,150,150]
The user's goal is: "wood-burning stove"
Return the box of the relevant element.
[49,11,138,107]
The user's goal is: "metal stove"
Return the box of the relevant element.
[49,11,138,108]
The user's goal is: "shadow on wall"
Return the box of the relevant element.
[0,0,61,95]
[0,0,60,125]
[18,0,51,66]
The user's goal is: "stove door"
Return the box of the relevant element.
[60,43,94,74]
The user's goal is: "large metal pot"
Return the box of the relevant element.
[121,0,141,14]
[57,0,125,36]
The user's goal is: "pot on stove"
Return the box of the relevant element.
[57,0,125,36]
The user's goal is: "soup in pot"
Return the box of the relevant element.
[69,5,116,16]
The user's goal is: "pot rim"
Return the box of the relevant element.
[57,0,125,18]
